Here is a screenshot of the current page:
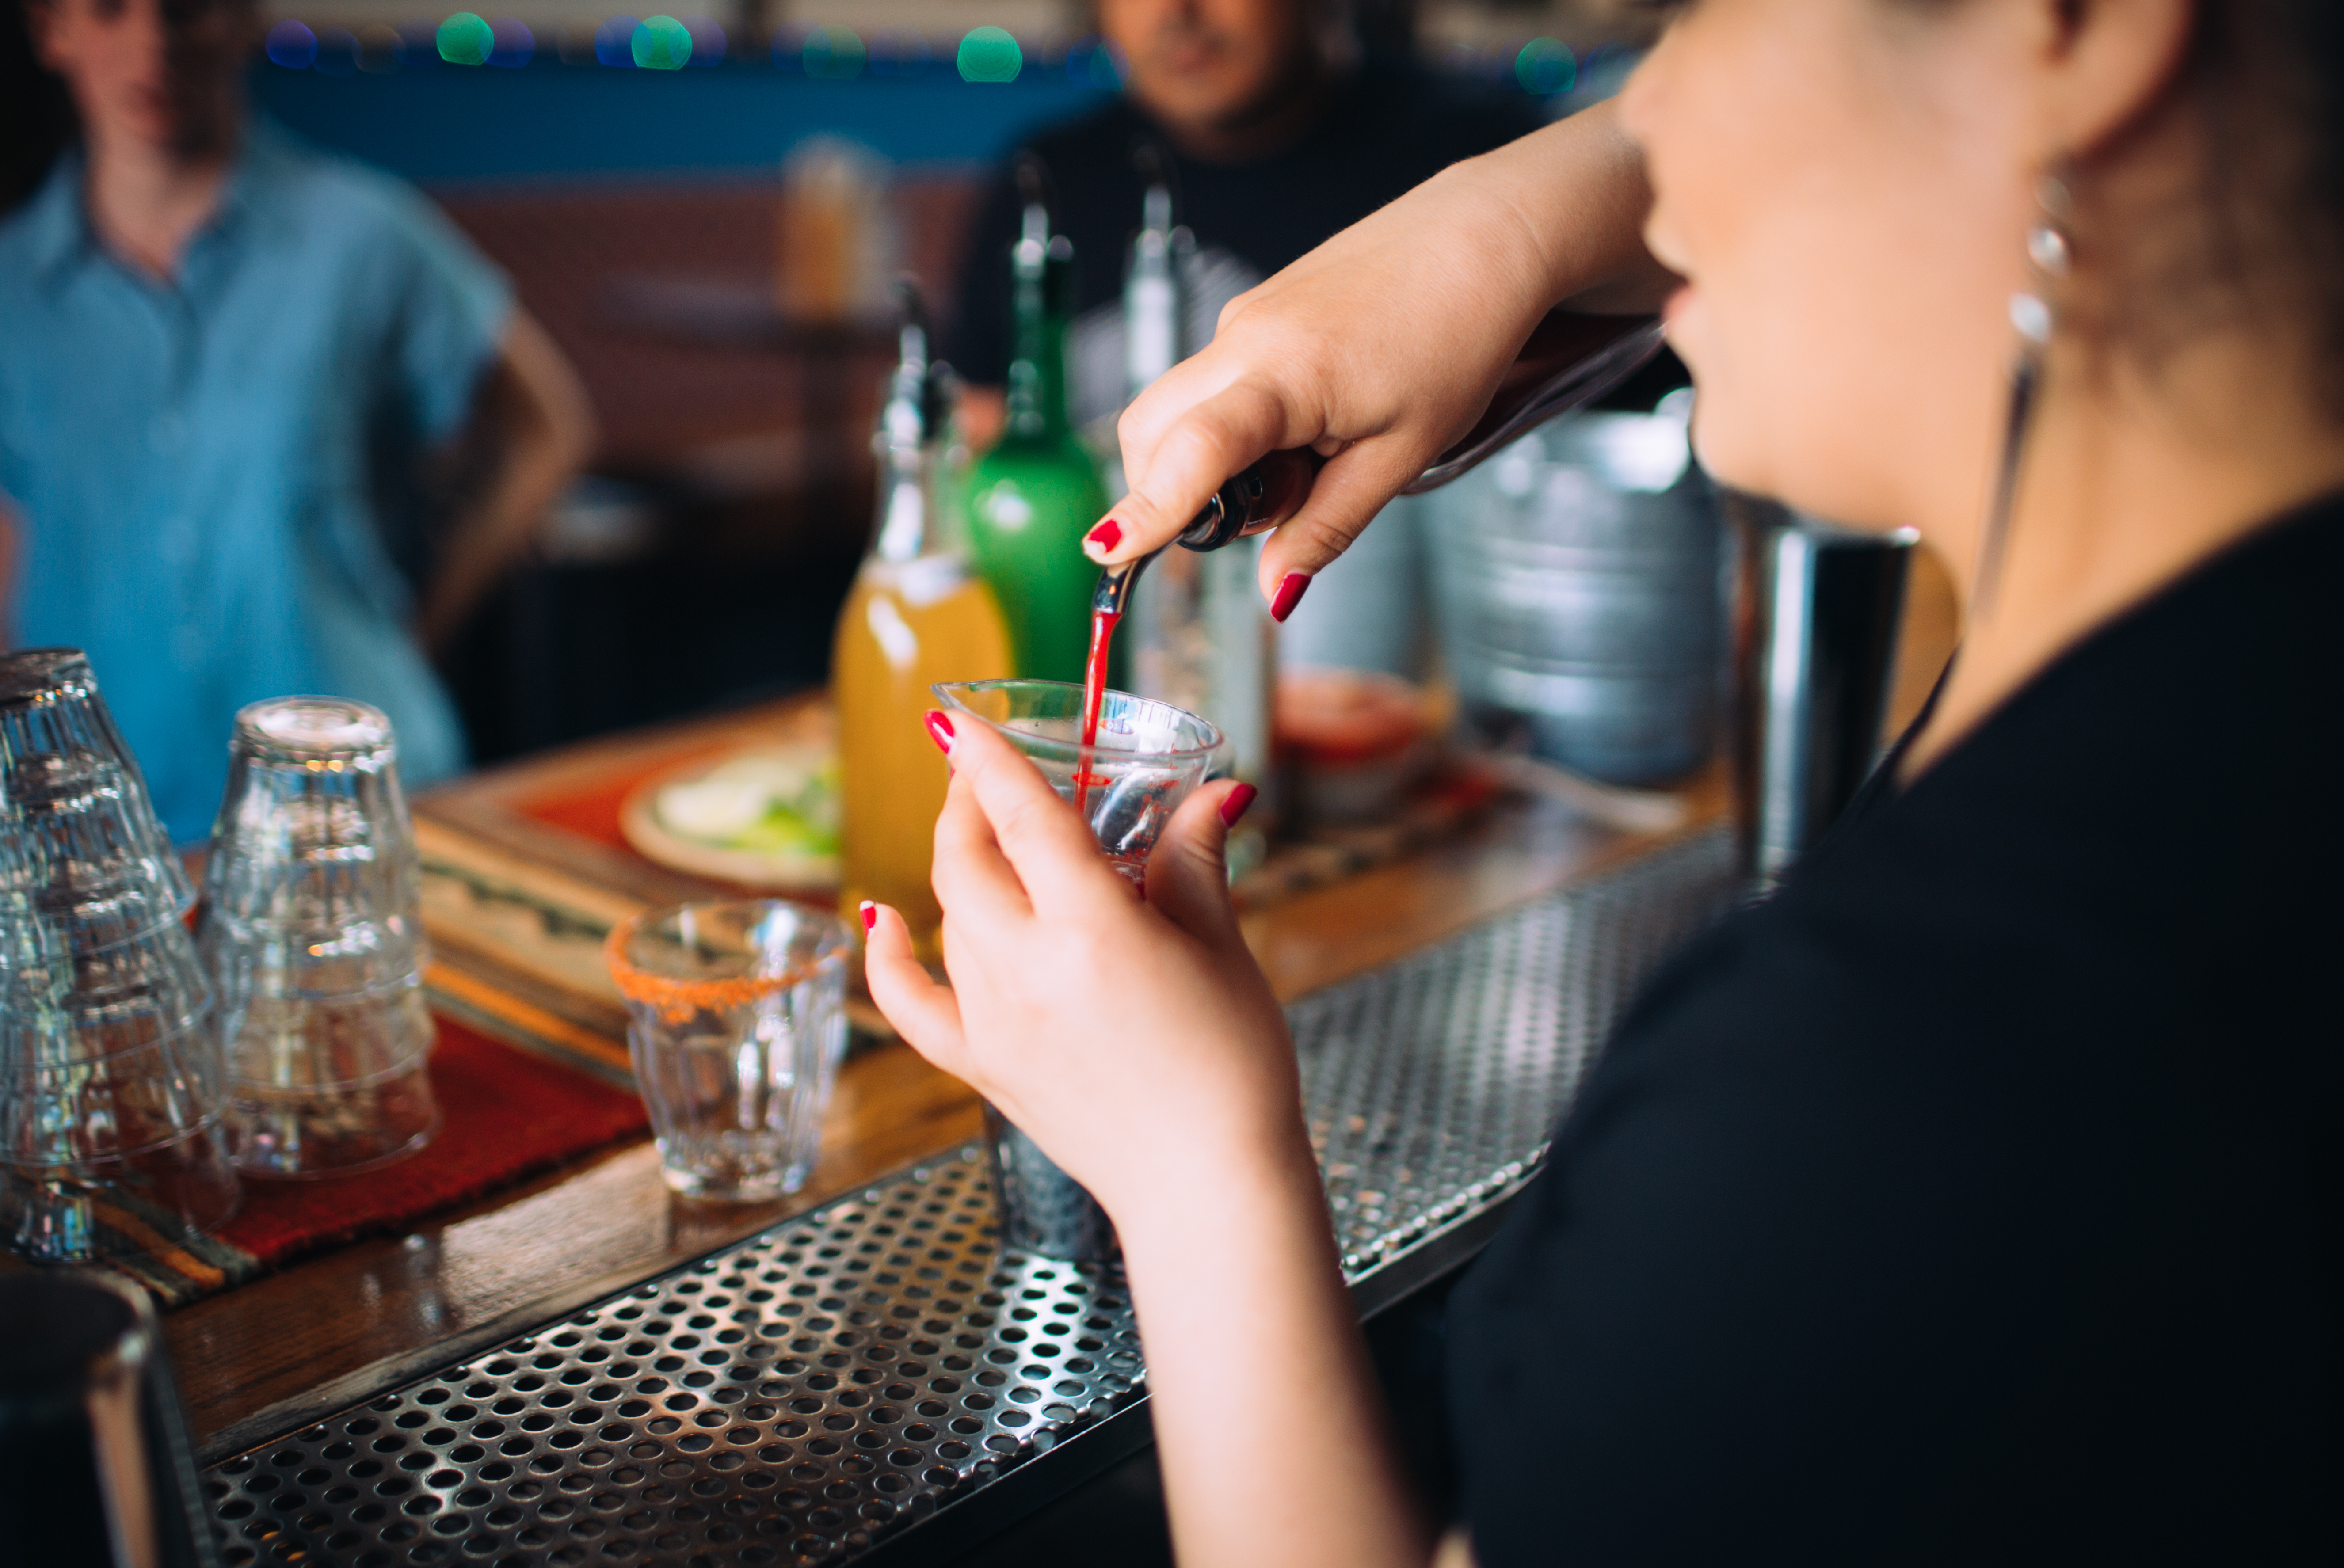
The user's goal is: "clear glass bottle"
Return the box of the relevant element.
[833,291,1014,961]
[1121,175,1278,860]
[961,190,1113,684]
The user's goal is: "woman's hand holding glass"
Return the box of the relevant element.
[864,717,1431,1568]
[861,716,1304,1237]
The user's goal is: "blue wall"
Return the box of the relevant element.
[251,59,1114,184]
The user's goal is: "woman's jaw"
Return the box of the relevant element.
[1617,0,2045,569]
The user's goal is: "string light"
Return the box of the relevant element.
[631,14,693,69]
[264,19,316,69]
[957,25,1020,83]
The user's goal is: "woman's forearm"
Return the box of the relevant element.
[1117,1126,1432,1568]
[1274,96,1664,340]
[1482,97,1673,314]
[1101,99,1667,585]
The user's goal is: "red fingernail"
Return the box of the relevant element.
[859,900,877,933]
[1269,572,1311,623]
[1219,782,1258,827]
[1086,518,1122,552]
[923,710,955,754]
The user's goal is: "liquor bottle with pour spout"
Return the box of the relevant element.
[834,283,1014,961]
[1118,156,1279,866]
[961,161,1112,682]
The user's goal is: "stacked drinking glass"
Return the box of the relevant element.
[197,697,439,1176]
[0,650,239,1262]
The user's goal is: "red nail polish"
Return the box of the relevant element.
[1269,572,1311,624]
[859,900,877,933]
[923,710,955,754]
[1219,782,1258,827]
[1086,518,1122,552]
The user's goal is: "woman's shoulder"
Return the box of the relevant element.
[1448,500,2343,1554]
[1853,491,2342,939]
[1670,493,2344,1094]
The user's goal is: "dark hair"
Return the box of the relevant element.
[3,0,76,213]
[2188,1,2344,412]
[2,0,256,215]
[1876,0,2344,411]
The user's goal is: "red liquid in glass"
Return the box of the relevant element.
[1075,606,1120,815]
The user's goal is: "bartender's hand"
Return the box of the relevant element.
[862,717,1304,1229]
[1083,99,1669,613]
[864,717,1434,1568]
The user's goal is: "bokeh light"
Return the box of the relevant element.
[488,16,533,67]
[957,25,1021,83]
[802,23,865,79]
[313,25,356,74]
[595,15,639,66]
[437,11,492,65]
[631,14,691,68]
[395,19,439,68]
[682,15,726,66]
[1062,34,1125,89]
[264,19,317,69]
[1515,37,1576,97]
[357,23,404,71]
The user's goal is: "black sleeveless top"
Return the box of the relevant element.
[1448,497,2341,1562]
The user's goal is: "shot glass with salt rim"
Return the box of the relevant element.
[604,899,851,1202]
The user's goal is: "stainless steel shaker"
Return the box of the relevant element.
[1728,498,1918,888]
[0,1270,225,1568]
[983,1106,1118,1262]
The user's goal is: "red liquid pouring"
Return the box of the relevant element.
[1075,606,1120,815]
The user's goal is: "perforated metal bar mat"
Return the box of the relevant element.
[199,828,1736,1568]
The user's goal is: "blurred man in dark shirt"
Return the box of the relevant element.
[943,0,1546,439]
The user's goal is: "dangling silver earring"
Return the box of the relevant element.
[1974,170,2073,620]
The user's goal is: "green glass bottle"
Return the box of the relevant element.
[961,198,1111,683]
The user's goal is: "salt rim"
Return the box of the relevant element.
[602,908,848,1025]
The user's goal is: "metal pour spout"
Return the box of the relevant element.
[1088,307,1669,612]
[1090,447,1323,617]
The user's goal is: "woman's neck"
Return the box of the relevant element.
[1903,324,2344,779]
[83,126,234,281]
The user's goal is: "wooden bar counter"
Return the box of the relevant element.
[156,696,1699,1464]
[162,544,1957,1478]
[147,541,1974,1474]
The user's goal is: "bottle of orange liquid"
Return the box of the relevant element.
[835,288,1013,960]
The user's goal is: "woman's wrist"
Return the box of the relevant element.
[1107,1108,1428,1568]
[1106,1110,1330,1283]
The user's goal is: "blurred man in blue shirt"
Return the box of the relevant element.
[0,0,592,840]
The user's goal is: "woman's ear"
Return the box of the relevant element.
[2028,0,2196,163]
[25,0,68,72]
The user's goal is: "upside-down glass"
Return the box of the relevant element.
[197,697,438,1176]
[605,900,851,1201]
[931,678,1223,1260]
[0,650,239,1262]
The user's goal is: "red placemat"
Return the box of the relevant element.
[517,771,646,854]
[97,1017,649,1309]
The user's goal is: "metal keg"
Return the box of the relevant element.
[1427,400,1725,784]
